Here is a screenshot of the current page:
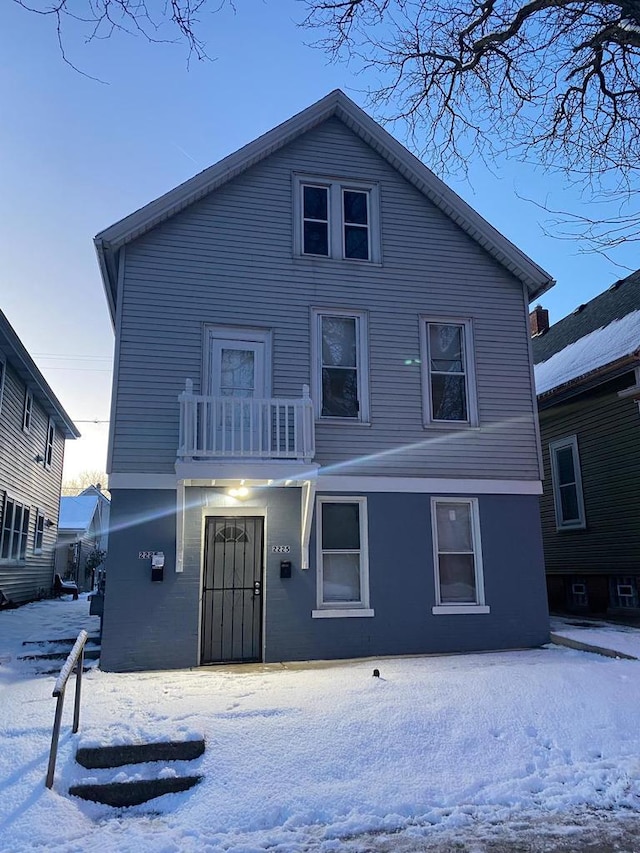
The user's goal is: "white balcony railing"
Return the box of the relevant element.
[178,380,315,461]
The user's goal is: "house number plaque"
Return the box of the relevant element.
[271,545,291,553]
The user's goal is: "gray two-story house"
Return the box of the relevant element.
[95,91,554,672]
[0,310,80,605]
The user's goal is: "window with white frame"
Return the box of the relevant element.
[312,308,369,421]
[23,389,33,433]
[420,318,477,426]
[44,419,55,469]
[431,497,488,613]
[1,496,30,562]
[314,497,372,615]
[549,435,586,530]
[34,510,45,555]
[295,177,380,263]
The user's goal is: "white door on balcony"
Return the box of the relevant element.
[208,337,267,454]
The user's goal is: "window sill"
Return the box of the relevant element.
[294,254,383,268]
[555,523,587,532]
[423,422,480,431]
[312,608,375,619]
[316,418,371,427]
[432,605,490,615]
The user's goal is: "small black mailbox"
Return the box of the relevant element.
[151,565,164,583]
[280,560,292,579]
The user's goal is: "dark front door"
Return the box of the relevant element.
[201,516,264,664]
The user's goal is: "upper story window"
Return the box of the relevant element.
[295,176,380,263]
[1,495,30,562]
[23,389,33,433]
[549,435,586,530]
[420,317,478,427]
[311,308,370,423]
[44,419,55,470]
[0,360,5,415]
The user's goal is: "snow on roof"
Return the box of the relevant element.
[534,309,640,396]
[58,495,99,532]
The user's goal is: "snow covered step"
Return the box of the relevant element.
[22,634,101,647]
[18,648,101,661]
[69,775,202,807]
[76,739,205,769]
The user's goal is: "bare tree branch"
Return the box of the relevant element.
[11,0,224,63]
[303,0,640,248]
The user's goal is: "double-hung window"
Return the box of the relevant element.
[44,419,55,469]
[549,435,586,530]
[1,496,30,562]
[431,497,488,614]
[420,318,477,426]
[296,176,380,262]
[34,510,45,555]
[313,496,373,617]
[312,309,369,422]
[23,389,33,433]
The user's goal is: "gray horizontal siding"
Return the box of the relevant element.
[539,372,640,575]
[111,117,539,480]
[0,361,65,603]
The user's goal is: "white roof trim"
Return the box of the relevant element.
[95,90,554,316]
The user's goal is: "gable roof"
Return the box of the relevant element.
[95,90,554,323]
[0,310,80,439]
[58,495,100,534]
[532,269,640,400]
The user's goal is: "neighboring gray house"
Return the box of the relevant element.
[0,310,80,605]
[56,487,110,592]
[532,270,640,615]
[95,90,554,672]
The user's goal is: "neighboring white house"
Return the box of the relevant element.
[56,487,110,592]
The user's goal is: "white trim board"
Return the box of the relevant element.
[317,477,542,495]
[108,472,542,494]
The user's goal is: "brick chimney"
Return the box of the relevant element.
[530,305,549,337]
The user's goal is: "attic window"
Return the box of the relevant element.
[295,176,380,263]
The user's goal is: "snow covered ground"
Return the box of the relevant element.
[2,598,640,852]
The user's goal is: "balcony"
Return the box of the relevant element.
[177,380,315,462]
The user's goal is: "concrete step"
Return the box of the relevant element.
[36,665,95,676]
[18,647,101,662]
[76,739,205,769]
[22,635,101,647]
[69,776,202,807]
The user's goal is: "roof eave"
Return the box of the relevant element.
[0,312,80,439]
[537,352,640,408]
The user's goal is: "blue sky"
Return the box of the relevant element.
[1,0,636,479]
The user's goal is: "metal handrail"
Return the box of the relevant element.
[45,630,88,789]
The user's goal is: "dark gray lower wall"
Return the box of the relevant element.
[268,491,549,661]
[101,488,548,672]
[100,490,187,672]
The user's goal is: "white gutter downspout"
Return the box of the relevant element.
[300,480,316,569]
[176,480,186,573]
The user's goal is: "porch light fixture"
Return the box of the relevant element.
[228,482,249,499]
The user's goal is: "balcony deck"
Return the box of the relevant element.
[177,380,315,463]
